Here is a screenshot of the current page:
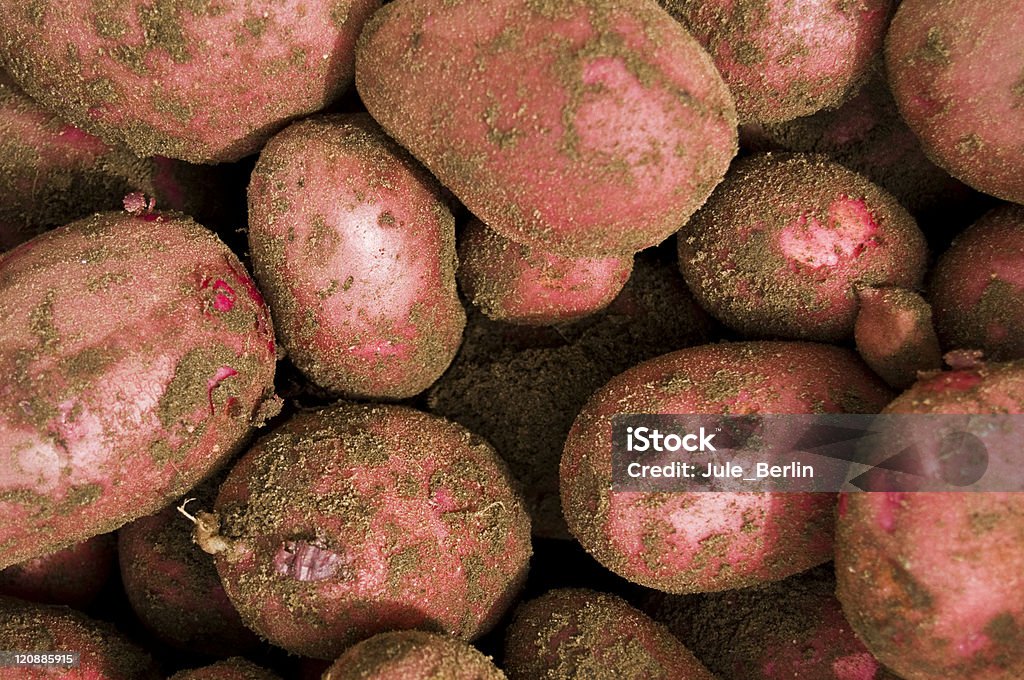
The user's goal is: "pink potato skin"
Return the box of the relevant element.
[560,342,893,593]
[678,153,927,342]
[836,361,1024,679]
[0,0,381,163]
[0,596,159,679]
[854,287,942,389]
[885,0,1024,204]
[0,211,278,569]
[355,0,738,257]
[324,631,506,680]
[659,0,892,124]
[505,588,714,680]
[0,71,224,250]
[929,205,1024,361]
[209,403,532,660]
[458,219,633,325]
[0,534,114,610]
[118,499,261,657]
[248,114,464,399]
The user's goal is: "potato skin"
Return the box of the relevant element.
[0,211,278,569]
[885,0,1024,204]
[678,153,927,342]
[169,658,281,680]
[0,534,114,610]
[248,114,464,399]
[659,0,892,124]
[458,218,633,325]
[854,287,942,389]
[836,361,1024,679]
[209,403,532,660]
[930,206,1024,361]
[356,0,737,257]
[0,0,381,163]
[0,596,159,679]
[560,342,893,593]
[505,588,714,680]
[324,631,506,680]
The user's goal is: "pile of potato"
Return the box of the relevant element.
[1,0,1023,678]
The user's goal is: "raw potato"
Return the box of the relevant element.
[561,342,892,593]
[836,360,1024,679]
[659,0,892,123]
[356,0,738,256]
[324,631,506,680]
[169,658,281,680]
[118,478,261,657]
[0,534,114,610]
[679,153,927,342]
[854,287,942,389]
[929,205,1024,361]
[201,403,531,660]
[0,0,381,163]
[0,211,278,569]
[458,218,633,326]
[885,0,1024,204]
[248,114,465,399]
[647,565,898,680]
[0,596,159,679]
[504,588,714,680]
[0,70,224,250]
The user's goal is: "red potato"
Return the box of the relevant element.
[836,360,1024,679]
[749,71,977,220]
[195,403,532,660]
[0,534,114,610]
[505,588,714,680]
[885,0,1024,204]
[854,287,942,389]
[929,205,1024,361]
[647,565,898,680]
[0,596,159,679]
[248,114,464,399]
[0,0,381,163]
[658,0,892,124]
[458,218,633,326]
[0,210,278,569]
[0,71,226,251]
[118,481,261,657]
[169,658,281,680]
[356,0,738,257]
[560,342,893,593]
[324,631,505,680]
[678,153,927,342]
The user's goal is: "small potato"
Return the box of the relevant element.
[560,341,892,593]
[0,211,278,569]
[458,218,633,325]
[324,631,505,680]
[505,588,714,680]
[854,287,942,389]
[248,114,464,399]
[356,0,737,256]
[885,0,1024,204]
[929,205,1024,361]
[678,153,927,342]
[0,0,381,163]
[0,596,159,679]
[659,0,892,123]
[169,659,281,680]
[200,403,532,660]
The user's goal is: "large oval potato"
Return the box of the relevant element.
[356,0,737,257]
[248,114,464,399]
[0,211,278,569]
[0,0,380,163]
